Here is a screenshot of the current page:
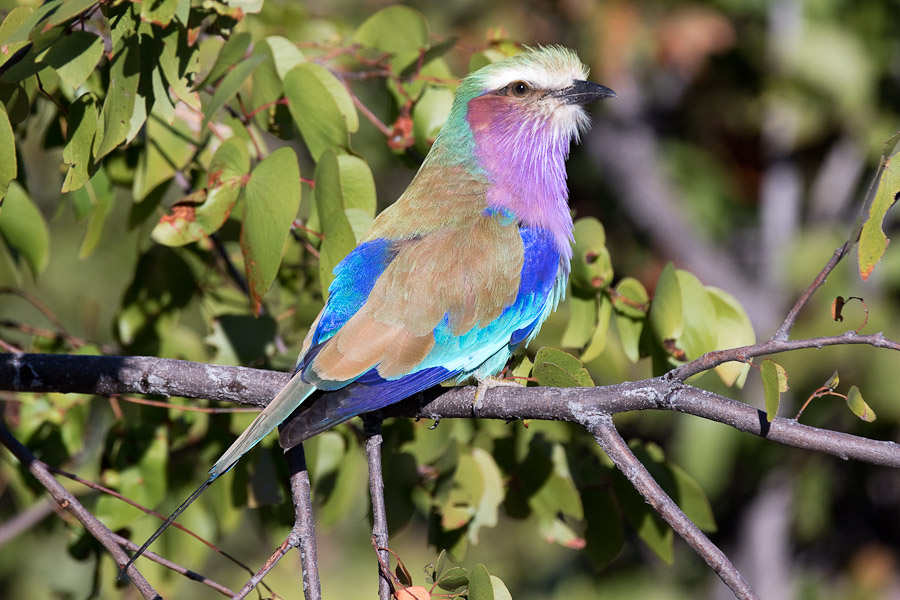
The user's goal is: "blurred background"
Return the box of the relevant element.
[2,1,900,599]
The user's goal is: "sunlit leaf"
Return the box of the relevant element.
[284,62,358,160]
[649,262,683,349]
[195,32,252,91]
[315,150,365,296]
[560,292,597,349]
[761,358,788,422]
[582,292,613,362]
[94,27,141,159]
[533,347,594,387]
[823,370,840,391]
[570,217,613,292]
[858,143,900,281]
[613,277,649,363]
[141,0,178,26]
[0,103,16,200]
[846,385,876,422]
[354,5,429,56]
[152,137,250,246]
[202,53,267,129]
[676,269,717,360]
[707,286,755,387]
[241,146,302,312]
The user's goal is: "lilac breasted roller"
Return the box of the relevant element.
[123,45,615,572]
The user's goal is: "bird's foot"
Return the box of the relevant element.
[472,376,522,417]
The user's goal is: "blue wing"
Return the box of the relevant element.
[281,225,565,445]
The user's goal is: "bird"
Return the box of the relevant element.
[120,45,615,575]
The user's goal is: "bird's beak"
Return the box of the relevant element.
[558,80,617,105]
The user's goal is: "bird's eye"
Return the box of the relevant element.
[509,81,530,96]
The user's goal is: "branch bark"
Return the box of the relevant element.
[586,414,759,600]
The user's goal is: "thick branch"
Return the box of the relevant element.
[586,414,758,600]
[2,353,899,468]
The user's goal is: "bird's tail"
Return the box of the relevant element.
[118,374,315,578]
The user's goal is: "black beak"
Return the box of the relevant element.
[559,80,617,105]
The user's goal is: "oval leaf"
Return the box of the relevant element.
[846,385,876,422]
[858,149,900,281]
[241,147,301,312]
[284,62,358,160]
[761,358,787,422]
[0,181,49,275]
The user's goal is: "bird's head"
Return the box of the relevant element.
[459,46,616,147]
[427,46,615,255]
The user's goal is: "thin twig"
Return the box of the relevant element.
[586,413,759,600]
[112,533,236,597]
[0,423,161,600]
[770,243,851,342]
[363,414,392,600]
[668,331,900,381]
[232,444,320,600]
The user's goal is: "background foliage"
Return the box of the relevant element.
[1,1,899,599]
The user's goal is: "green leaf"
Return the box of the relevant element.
[466,448,504,543]
[202,53,267,129]
[668,462,717,532]
[858,148,900,281]
[132,114,196,202]
[570,217,613,292]
[94,31,141,159]
[42,31,103,89]
[761,358,788,422]
[250,36,305,129]
[823,370,840,391]
[42,0,99,29]
[241,146,301,312]
[0,181,49,276]
[76,166,115,259]
[613,277,649,363]
[466,564,510,600]
[532,347,594,387]
[582,488,624,569]
[675,269,718,361]
[560,292,597,349]
[612,469,673,563]
[649,262,683,348]
[315,150,365,296]
[582,292,613,362]
[0,103,16,200]
[846,385,876,422]
[436,566,468,592]
[707,286,756,387]
[412,85,453,151]
[195,32,252,91]
[284,62,358,160]
[141,0,178,26]
[61,94,98,193]
[0,7,35,70]
[151,137,250,246]
[354,6,429,55]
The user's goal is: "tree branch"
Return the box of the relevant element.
[363,414,392,600]
[232,444,320,600]
[586,413,758,600]
[2,353,899,469]
[0,422,161,600]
